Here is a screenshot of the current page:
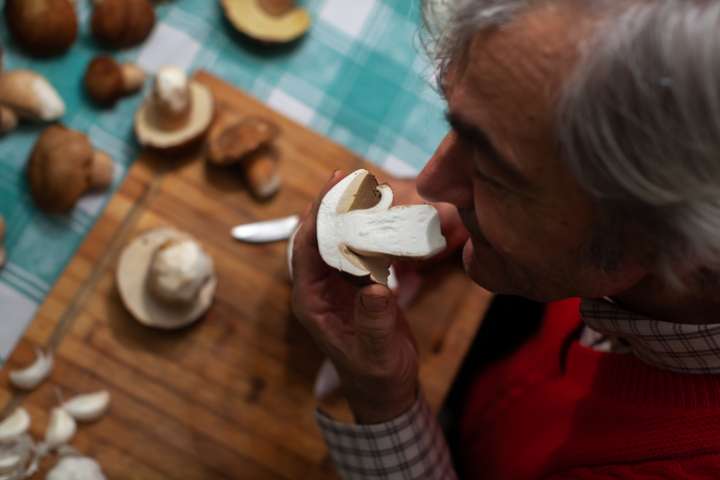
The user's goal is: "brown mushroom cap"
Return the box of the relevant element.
[116,228,217,330]
[4,0,78,57]
[221,0,311,44]
[84,57,124,106]
[207,113,279,165]
[92,0,155,48]
[27,125,113,213]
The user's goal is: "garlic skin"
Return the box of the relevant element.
[0,409,30,443]
[45,409,76,448]
[148,239,213,305]
[47,456,106,480]
[0,434,33,478]
[9,349,53,390]
[63,391,110,422]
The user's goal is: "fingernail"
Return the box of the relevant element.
[361,293,388,313]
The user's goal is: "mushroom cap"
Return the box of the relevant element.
[4,0,78,56]
[0,70,65,121]
[135,81,214,151]
[207,113,279,165]
[221,0,311,44]
[116,228,217,330]
[27,125,94,213]
[84,56,124,106]
[92,0,155,48]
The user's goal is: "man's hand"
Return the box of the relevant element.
[291,172,419,424]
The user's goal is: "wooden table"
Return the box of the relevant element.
[0,72,491,479]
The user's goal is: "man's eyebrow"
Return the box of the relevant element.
[445,111,530,188]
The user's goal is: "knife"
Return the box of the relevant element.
[231,214,301,243]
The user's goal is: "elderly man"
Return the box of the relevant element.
[292,0,720,478]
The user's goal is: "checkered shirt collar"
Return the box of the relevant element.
[581,298,720,374]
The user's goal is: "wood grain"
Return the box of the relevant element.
[0,72,491,479]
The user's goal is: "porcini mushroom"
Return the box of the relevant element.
[4,0,78,57]
[0,70,65,122]
[135,67,214,151]
[92,0,155,48]
[221,0,311,44]
[316,169,446,284]
[84,56,145,106]
[207,112,282,199]
[27,125,114,214]
[116,228,217,329]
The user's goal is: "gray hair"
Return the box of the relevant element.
[424,0,720,284]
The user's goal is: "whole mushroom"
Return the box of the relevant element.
[4,0,78,56]
[117,228,217,329]
[0,70,65,126]
[27,125,114,214]
[84,56,145,106]
[135,67,214,151]
[92,0,156,48]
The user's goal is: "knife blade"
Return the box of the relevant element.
[231,214,301,243]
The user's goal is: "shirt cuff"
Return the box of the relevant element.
[315,395,457,480]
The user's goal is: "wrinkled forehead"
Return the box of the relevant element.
[444,2,595,127]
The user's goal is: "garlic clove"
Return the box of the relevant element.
[44,408,76,448]
[47,455,106,480]
[62,391,110,422]
[0,409,30,443]
[9,349,53,391]
[0,453,21,475]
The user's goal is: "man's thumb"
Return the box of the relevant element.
[354,284,396,360]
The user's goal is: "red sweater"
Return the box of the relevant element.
[460,299,720,479]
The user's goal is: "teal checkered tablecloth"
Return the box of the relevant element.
[0,0,448,361]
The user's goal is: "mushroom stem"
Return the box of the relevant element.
[258,0,295,16]
[244,149,281,199]
[120,63,145,93]
[149,67,192,131]
[89,150,114,190]
[0,106,17,135]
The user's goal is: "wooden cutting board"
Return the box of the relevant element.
[0,72,491,479]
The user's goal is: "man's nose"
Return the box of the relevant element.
[417,132,474,209]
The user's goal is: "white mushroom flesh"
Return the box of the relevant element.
[317,169,446,284]
[149,239,213,304]
[9,349,53,391]
[153,67,190,116]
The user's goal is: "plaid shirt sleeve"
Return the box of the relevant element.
[315,395,457,480]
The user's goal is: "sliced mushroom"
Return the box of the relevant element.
[84,56,145,106]
[316,169,446,284]
[117,228,217,330]
[135,67,214,151]
[92,0,155,48]
[221,0,311,44]
[27,125,114,214]
[0,70,65,122]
